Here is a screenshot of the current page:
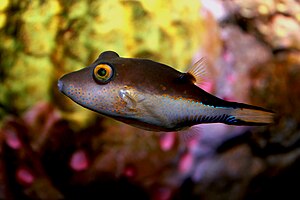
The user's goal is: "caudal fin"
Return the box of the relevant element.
[228,106,274,126]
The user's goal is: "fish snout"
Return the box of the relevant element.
[57,79,64,92]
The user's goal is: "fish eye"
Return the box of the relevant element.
[93,63,114,84]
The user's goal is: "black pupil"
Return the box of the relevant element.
[98,68,107,77]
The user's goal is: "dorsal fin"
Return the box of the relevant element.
[98,51,120,60]
[186,57,208,85]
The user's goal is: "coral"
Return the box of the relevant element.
[180,1,300,199]
[0,102,181,199]
[0,0,300,199]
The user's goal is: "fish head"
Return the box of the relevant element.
[58,50,189,131]
[58,51,134,117]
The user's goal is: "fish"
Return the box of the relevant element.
[58,51,274,132]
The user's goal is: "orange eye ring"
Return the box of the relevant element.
[93,63,114,84]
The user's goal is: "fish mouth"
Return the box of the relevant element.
[57,79,64,92]
[57,72,71,94]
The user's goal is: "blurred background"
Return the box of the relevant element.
[0,0,300,199]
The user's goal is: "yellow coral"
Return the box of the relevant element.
[5,53,52,110]
[0,13,6,29]
[0,0,9,11]
[0,0,8,29]
[21,0,61,23]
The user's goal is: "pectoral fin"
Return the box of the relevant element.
[118,88,145,110]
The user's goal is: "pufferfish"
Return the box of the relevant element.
[58,51,274,132]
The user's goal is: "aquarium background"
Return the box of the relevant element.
[0,0,300,199]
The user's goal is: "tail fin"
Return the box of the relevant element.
[228,105,274,126]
